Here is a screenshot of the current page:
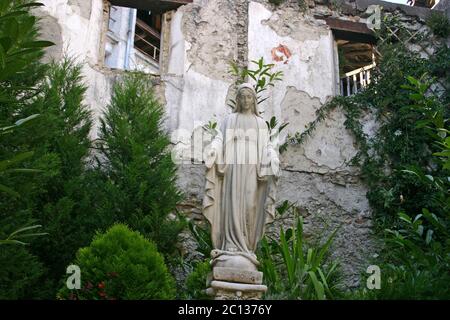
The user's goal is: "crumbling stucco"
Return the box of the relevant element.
[35,0,449,291]
[35,9,64,62]
[180,0,240,82]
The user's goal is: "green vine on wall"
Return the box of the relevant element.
[285,14,450,225]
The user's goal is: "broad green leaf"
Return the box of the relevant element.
[308,271,325,300]
[16,2,45,10]
[22,40,55,48]
[0,10,27,22]
[15,113,39,126]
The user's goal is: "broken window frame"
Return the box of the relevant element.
[326,17,379,97]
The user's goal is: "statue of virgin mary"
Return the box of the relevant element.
[202,83,280,271]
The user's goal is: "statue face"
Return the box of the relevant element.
[237,88,255,113]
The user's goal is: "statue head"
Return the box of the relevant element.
[235,83,259,116]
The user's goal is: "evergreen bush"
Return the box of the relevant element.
[58,224,176,300]
[96,74,185,257]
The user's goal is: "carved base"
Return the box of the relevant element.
[207,280,267,300]
[206,266,267,300]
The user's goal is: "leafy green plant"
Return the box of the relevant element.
[0,115,47,245]
[0,244,52,299]
[258,206,341,300]
[426,11,450,38]
[373,75,450,299]
[0,1,53,115]
[184,260,212,300]
[229,57,283,107]
[269,0,284,6]
[96,73,185,257]
[346,74,450,300]
[0,0,51,210]
[188,220,213,259]
[58,224,176,300]
[266,115,289,151]
[228,57,289,150]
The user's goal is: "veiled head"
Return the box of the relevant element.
[235,83,259,116]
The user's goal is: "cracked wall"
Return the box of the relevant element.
[169,0,376,288]
[35,0,448,290]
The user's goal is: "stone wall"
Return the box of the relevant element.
[35,0,448,289]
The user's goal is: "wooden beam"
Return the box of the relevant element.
[109,0,192,13]
[326,17,377,44]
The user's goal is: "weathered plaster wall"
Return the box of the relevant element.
[35,0,117,139]
[169,0,368,287]
[35,0,448,289]
[34,0,162,139]
[170,0,447,288]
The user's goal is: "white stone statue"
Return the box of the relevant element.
[202,83,280,282]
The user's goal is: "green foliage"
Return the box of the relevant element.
[289,41,449,229]
[1,2,113,296]
[266,116,289,148]
[228,57,288,150]
[426,11,450,38]
[268,0,284,6]
[0,244,53,299]
[188,220,213,259]
[0,1,184,300]
[430,45,450,103]
[20,59,110,289]
[229,57,283,107]
[96,74,185,257]
[0,115,47,245]
[0,1,51,113]
[376,210,450,299]
[184,260,212,300]
[368,75,450,299]
[284,29,449,297]
[0,0,50,232]
[58,224,176,300]
[258,205,342,300]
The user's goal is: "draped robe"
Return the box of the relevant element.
[203,112,280,255]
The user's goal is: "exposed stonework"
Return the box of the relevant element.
[261,3,330,41]
[35,0,449,294]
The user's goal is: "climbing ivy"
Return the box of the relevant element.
[287,14,450,228]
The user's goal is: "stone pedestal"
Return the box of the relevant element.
[206,266,267,300]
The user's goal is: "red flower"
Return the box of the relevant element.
[98,291,106,298]
[98,281,105,289]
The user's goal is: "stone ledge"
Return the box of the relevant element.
[210,280,268,293]
[213,267,263,284]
